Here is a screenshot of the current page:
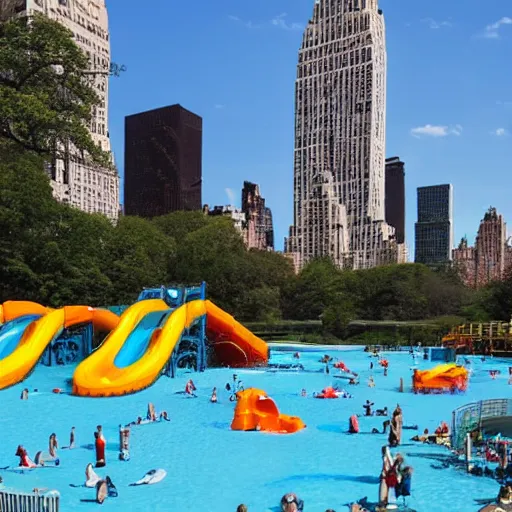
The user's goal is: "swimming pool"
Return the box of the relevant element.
[0,346,509,511]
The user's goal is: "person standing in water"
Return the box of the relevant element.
[389,406,403,447]
[69,427,76,449]
[210,387,218,403]
[378,446,395,508]
[48,433,58,458]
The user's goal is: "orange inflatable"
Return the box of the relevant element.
[413,364,468,394]
[231,388,306,434]
[315,386,340,399]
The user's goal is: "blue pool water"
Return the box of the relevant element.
[0,346,510,511]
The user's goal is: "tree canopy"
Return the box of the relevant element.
[0,13,110,165]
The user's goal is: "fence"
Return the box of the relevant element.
[452,398,512,450]
[0,490,59,512]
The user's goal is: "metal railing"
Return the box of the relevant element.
[0,490,59,512]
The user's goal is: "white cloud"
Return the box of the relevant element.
[452,124,463,136]
[225,188,236,206]
[494,128,508,136]
[228,15,258,29]
[411,124,462,138]
[483,17,512,38]
[421,18,452,29]
[214,104,225,110]
[271,13,303,31]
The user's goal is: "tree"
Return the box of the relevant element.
[173,217,248,313]
[104,217,176,305]
[0,13,110,165]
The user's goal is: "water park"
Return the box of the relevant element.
[0,284,511,511]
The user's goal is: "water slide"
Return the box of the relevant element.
[0,305,119,390]
[205,300,269,367]
[73,299,268,397]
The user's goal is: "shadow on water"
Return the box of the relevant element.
[208,422,231,430]
[268,473,380,485]
[80,443,118,453]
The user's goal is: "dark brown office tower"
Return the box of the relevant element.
[124,104,202,217]
[385,157,405,244]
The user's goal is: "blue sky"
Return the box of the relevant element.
[107,0,511,255]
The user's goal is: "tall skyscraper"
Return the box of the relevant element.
[453,207,512,288]
[285,0,397,270]
[414,184,453,266]
[385,157,405,244]
[3,0,120,220]
[124,105,202,217]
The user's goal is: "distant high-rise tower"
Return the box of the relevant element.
[241,181,274,251]
[453,207,512,288]
[124,105,202,217]
[2,0,120,220]
[285,0,397,270]
[415,184,453,265]
[385,157,405,244]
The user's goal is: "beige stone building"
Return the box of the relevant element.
[453,207,512,288]
[285,0,398,270]
[6,0,120,220]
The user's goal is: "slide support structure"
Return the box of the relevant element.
[41,323,93,366]
[161,282,208,377]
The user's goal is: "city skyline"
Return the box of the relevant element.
[104,0,510,254]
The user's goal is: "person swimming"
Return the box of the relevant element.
[363,400,374,416]
[20,388,29,400]
[280,493,304,512]
[210,387,218,403]
[376,407,388,416]
[301,388,307,397]
[368,376,375,388]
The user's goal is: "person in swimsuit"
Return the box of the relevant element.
[49,433,58,458]
[363,400,374,416]
[69,427,76,449]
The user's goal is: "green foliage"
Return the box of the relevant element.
[104,216,176,305]
[0,14,110,166]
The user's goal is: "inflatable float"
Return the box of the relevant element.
[231,388,305,434]
[413,364,468,394]
[315,386,341,399]
[129,469,167,486]
[349,415,359,433]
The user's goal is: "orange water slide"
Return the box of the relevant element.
[231,388,306,434]
[0,301,50,324]
[0,306,119,390]
[205,300,268,367]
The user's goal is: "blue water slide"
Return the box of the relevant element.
[114,310,172,368]
[0,314,42,361]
